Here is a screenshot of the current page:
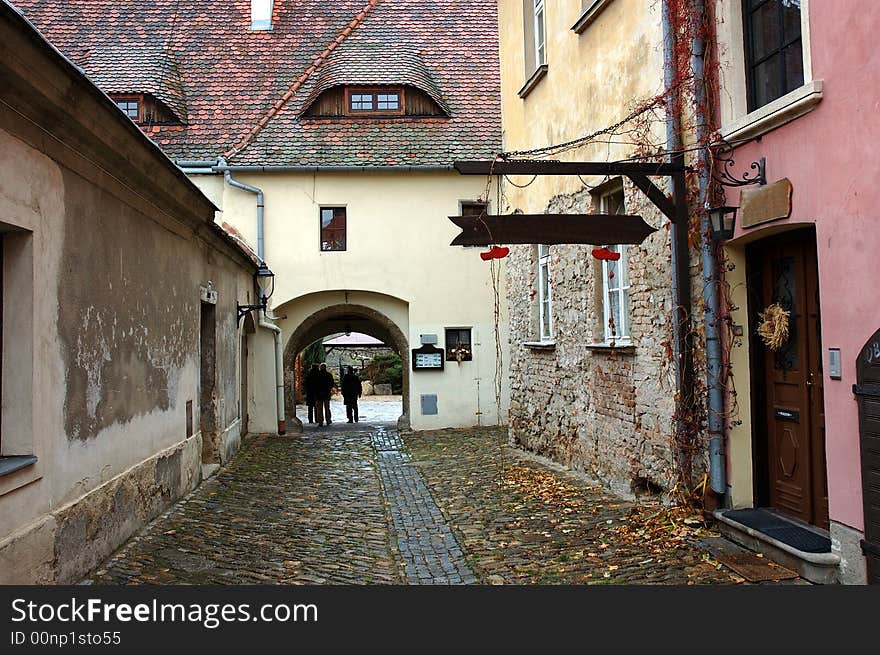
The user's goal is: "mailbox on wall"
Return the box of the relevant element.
[412,344,445,371]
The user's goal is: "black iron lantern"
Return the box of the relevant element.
[237,263,275,323]
[254,263,275,302]
[707,205,738,242]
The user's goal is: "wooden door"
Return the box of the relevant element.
[855,329,880,583]
[752,230,828,528]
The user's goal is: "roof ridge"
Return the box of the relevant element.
[222,0,383,160]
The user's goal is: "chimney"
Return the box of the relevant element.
[250,0,274,31]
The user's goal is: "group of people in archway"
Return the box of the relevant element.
[304,363,363,426]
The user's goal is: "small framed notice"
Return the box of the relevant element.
[412,344,445,371]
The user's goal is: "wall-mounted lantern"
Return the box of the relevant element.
[707,205,738,242]
[237,263,275,323]
[708,138,768,242]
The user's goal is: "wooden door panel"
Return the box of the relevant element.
[765,246,812,523]
[754,231,827,528]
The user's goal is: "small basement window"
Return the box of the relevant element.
[345,88,404,115]
[445,328,473,362]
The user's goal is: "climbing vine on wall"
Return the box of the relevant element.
[474,0,747,507]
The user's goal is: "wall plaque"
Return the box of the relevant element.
[412,344,445,371]
[740,178,793,229]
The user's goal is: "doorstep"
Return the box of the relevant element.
[713,508,840,584]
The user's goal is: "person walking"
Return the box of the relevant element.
[315,363,335,426]
[341,366,363,423]
[304,363,320,424]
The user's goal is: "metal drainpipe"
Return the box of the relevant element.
[662,0,695,482]
[216,157,264,261]
[258,310,287,436]
[213,158,286,435]
[689,0,727,495]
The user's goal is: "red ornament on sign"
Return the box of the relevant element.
[480,246,510,261]
[591,247,621,261]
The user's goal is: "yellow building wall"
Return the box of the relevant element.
[498,0,666,206]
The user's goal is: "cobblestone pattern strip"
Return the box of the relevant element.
[86,431,403,585]
[370,427,477,585]
[405,427,739,585]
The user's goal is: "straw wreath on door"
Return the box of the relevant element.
[757,303,791,351]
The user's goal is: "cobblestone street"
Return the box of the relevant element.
[86,424,740,585]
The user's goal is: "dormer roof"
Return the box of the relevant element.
[301,44,450,117]
[84,43,187,124]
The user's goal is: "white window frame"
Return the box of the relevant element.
[599,186,630,344]
[537,243,553,341]
[717,0,818,141]
[533,0,546,67]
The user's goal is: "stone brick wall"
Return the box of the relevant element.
[507,179,685,498]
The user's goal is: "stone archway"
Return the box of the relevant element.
[284,303,410,433]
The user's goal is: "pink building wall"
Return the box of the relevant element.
[727,3,880,531]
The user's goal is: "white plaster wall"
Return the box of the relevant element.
[210,171,511,431]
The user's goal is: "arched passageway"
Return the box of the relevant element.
[283,303,410,432]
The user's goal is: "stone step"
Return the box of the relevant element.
[713,509,840,584]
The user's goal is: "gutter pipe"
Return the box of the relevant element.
[689,0,727,495]
[175,160,455,173]
[258,311,287,436]
[214,164,455,173]
[213,157,286,435]
[217,157,265,259]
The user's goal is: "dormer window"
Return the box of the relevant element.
[109,93,183,126]
[114,95,141,121]
[344,87,404,116]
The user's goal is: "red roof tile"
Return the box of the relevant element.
[14,0,502,167]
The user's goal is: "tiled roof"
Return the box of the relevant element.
[85,44,188,123]
[14,0,501,167]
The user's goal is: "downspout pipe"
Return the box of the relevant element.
[217,157,264,260]
[258,310,287,436]
[690,0,727,495]
[662,1,695,484]
[214,157,285,435]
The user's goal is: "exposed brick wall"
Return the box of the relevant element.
[507,179,687,498]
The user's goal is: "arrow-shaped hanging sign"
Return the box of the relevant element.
[449,213,657,247]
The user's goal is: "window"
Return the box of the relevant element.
[520,0,549,96]
[445,328,473,362]
[457,201,489,248]
[460,201,488,217]
[743,0,804,111]
[599,187,631,344]
[0,229,37,484]
[533,0,546,68]
[114,96,141,121]
[537,244,553,341]
[346,88,403,115]
[320,207,346,251]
